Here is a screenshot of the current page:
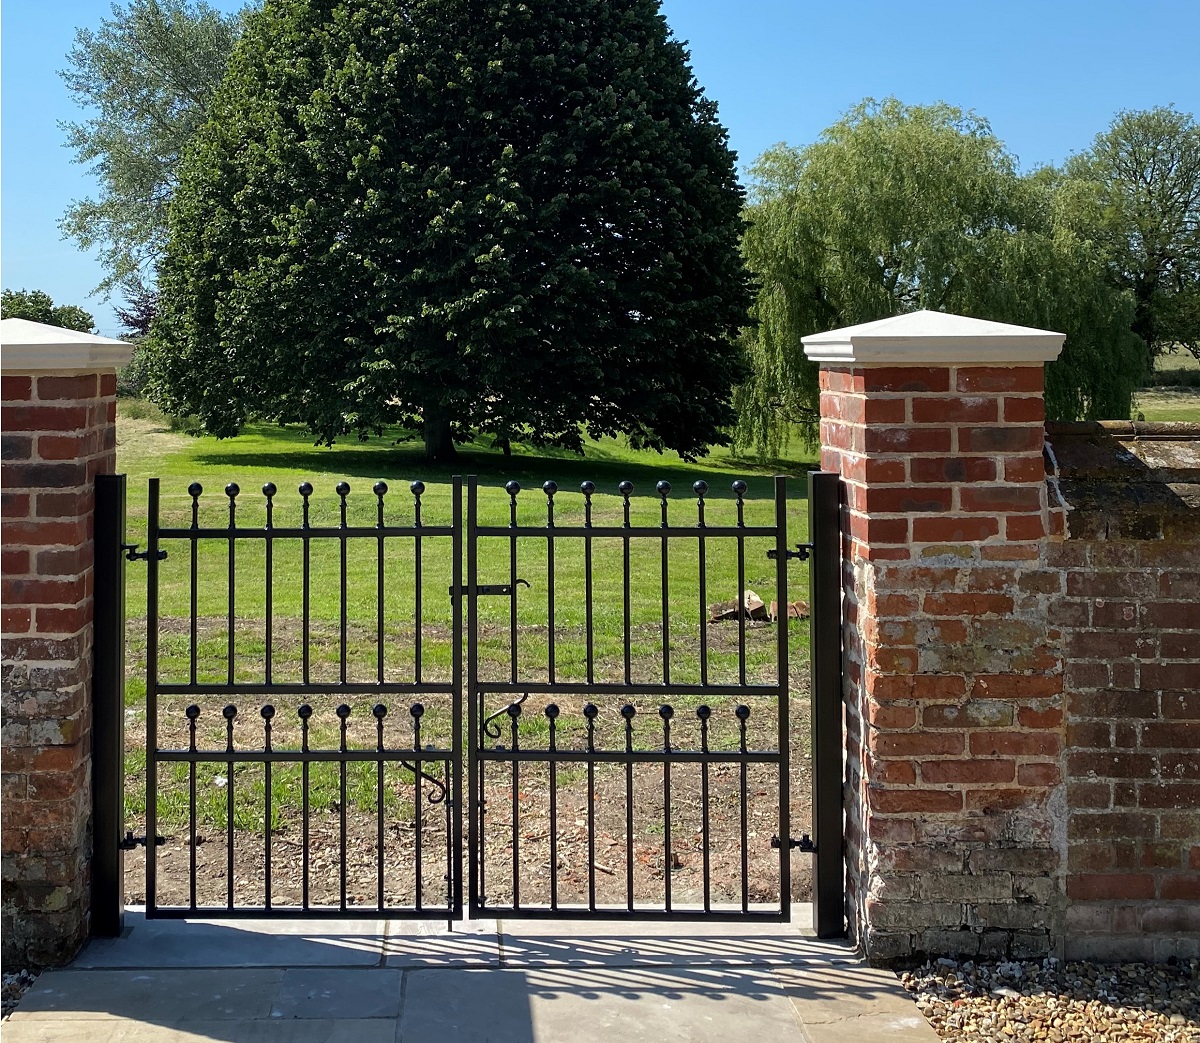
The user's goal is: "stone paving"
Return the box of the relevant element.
[4,907,936,1042]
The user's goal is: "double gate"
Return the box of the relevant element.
[93,472,843,935]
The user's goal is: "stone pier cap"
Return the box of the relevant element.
[801,310,1065,365]
[1,318,133,371]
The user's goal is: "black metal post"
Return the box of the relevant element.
[808,470,845,939]
[92,473,127,937]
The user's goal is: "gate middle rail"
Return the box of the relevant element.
[96,471,843,932]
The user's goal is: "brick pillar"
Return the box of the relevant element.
[1,319,131,967]
[803,310,1068,962]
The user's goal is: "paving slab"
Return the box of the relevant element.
[398,965,810,1043]
[75,911,387,968]
[381,916,501,967]
[1,1017,397,1042]
[271,969,402,1020]
[778,963,939,1042]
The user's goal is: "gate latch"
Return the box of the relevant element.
[120,831,166,850]
[772,833,817,852]
[122,543,168,563]
[448,579,530,597]
[767,545,810,562]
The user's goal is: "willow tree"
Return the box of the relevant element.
[151,0,750,460]
[738,99,1142,455]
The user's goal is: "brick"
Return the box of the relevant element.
[1005,514,1046,540]
[970,731,1061,757]
[1068,812,1156,843]
[4,461,88,489]
[1067,751,1157,779]
[958,425,1045,453]
[1065,571,1157,599]
[36,374,98,400]
[867,703,918,729]
[1066,631,1146,659]
[1159,876,1200,901]
[923,701,1014,729]
[960,486,1043,513]
[1161,632,1200,658]
[921,759,1015,784]
[35,492,91,519]
[873,731,964,757]
[1,519,89,547]
[957,367,1044,394]
[972,675,1063,699]
[1067,873,1156,900]
[1141,664,1200,693]
[869,674,966,701]
[2,576,87,605]
[35,434,89,461]
[1068,690,1155,718]
[912,396,997,424]
[1142,601,1200,629]
[1017,570,1062,595]
[1018,705,1063,729]
[861,486,952,513]
[1,434,33,461]
[2,492,31,518]
[1003,396,1046,423]
[1141,783,1200,810]
[34,605,91,635]
[913,516,999,543]
[965,788,1044,811]
[910,457,995,484]
[35,547,90,577]
[1162,693,1200,720]
[2,375,33,400]
[1,404,89,433]
[1159,571,1200,598]
[849,513,909,544]
[1067,782,1111,809]
[923,592,1013,616]
[1,548,30,574]
[871,788,964,813]
[2,606,32,633]
[863,367,950,393]
[1067,721,1113,748]
[864,427,952,454]
[1143,721,1200,749]
[1018,763,1061,787]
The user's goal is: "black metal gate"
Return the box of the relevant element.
[92,471,843,934]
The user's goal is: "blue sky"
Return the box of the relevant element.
[3,0,1198,335]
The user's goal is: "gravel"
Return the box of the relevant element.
[902,957,1200,1042]
[2,970,38,1019]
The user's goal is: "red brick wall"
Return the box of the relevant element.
[819,363,1066,961]
[1,370,117,967]
[1050,532,1200,960]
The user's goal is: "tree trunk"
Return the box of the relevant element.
[423,402,457,462]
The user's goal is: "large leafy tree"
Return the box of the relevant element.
[151,0,751,461]
[1062,106,1200,362]
[738,99,1142,455]
[1,289,96,333]
[59,0,244,298]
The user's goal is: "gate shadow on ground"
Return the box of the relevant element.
[9,912,888,1043]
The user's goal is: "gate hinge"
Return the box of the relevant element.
[120,831,166,850]
[448,580,530,597]
[767,545,810,562]
[771,833,816,852]
[122,543,168,563]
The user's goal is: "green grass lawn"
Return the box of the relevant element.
[1132,389,1200,422]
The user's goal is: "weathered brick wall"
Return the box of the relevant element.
[818,361,1067,961]
[1047,422,1200,960]
[1,370,117,967]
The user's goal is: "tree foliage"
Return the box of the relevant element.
[1061,106,1200,362]
[737,99,1143,455]
[1,289,96,333]
[151,0,751,461]
[59,0,244,297]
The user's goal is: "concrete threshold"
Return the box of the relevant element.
[5,907,937,1042]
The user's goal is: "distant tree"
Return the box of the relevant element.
[114,284,158,340]
[59,0,244,297]
[152,0,751,461]
[738,99,1143,454]
[1,289,96,333]
[1061,106,1200,362]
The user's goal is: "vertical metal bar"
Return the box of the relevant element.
[263,705,273,910]
[338,484,349,684]
[661,705,673,912]
[547,706,559,911]
[413,705,423,910]
[734,481,747,686]
[264,485,275,684]
[300,484,312,684]
[466,477,480,914]
[698,706,711,913]
[91,473,126,937]
[224,704,236,910]
[695,482,709,687]
[375,483,387,685]
[585,704,597,912]
[187,706,198,910]
[375,704,386,912]
[451,477,464,918]
[810,470,845,939]
[507,481,519,684]
[226,484,238,685]
[581,483,595,684]
[738,704,750,914]
[413,481,425,685]
[510,706,521,910]
[189,484,200,685]
[658,482,670,684]
[300,704,311,910]
[146,477,161,915]
[623,704,635,911]
[774,475,792,919]
[544,482,556,685]
[338,703,349,911]
[620,482,632,684]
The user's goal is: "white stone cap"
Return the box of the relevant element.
[1,317,134,372]
[802,309,1065,365]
